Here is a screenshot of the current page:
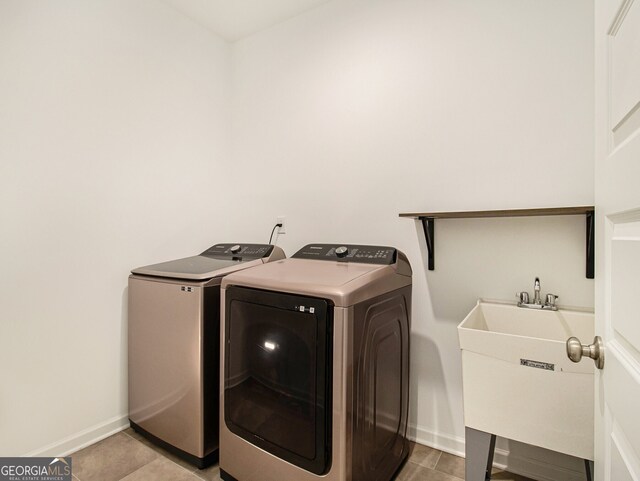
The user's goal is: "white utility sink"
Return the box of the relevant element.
[458,300,595,460]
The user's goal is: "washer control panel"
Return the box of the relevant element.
[292,244,397,265]
[201,243,274,260]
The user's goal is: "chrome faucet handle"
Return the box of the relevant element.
[545,294,558,307]
[516,292,530,304]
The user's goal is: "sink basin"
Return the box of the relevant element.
[458,300,594,460]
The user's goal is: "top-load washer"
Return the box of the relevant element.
[128,243,285,468]
[219,243,412,481]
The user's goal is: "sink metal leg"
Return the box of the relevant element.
[465,427,497,481]
[585,459,594,481]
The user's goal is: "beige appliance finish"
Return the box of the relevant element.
[128,243,285,468]
[219,244,412,481]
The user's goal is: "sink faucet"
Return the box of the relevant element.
[533,277,541,305]
[517,277,558,311]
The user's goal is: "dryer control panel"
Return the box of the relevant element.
[292,244,397,265]
[201,243,274,260]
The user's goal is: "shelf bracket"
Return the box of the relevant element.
[420,216,435,271]
[586,210,594,279]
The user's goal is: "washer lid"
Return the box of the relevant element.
[131,243,275,281]
[222,244,412,307]
[131,255,242,280]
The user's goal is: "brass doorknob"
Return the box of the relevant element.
[566,336,604,370]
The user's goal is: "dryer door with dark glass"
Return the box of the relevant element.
[224,286,332,475]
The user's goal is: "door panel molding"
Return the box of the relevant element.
[611,422,640,480]
[609,0,640,142]
[607,0,634,36]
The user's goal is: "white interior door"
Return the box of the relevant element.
[595,0,640,480]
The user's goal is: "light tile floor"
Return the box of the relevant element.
[69,429,537,481]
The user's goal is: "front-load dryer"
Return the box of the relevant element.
[128,243,285,468]
[219,244,412,481]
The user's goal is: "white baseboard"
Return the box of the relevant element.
[408,422,465,457]
[408,423,586,481]
[24,414,130,457]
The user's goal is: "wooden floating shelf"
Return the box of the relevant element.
[399,206,594,219]
[399,206,595,279]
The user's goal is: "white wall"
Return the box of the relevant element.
[0,1,595,477]
[0,0,231,456]
[229,0,594,479]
